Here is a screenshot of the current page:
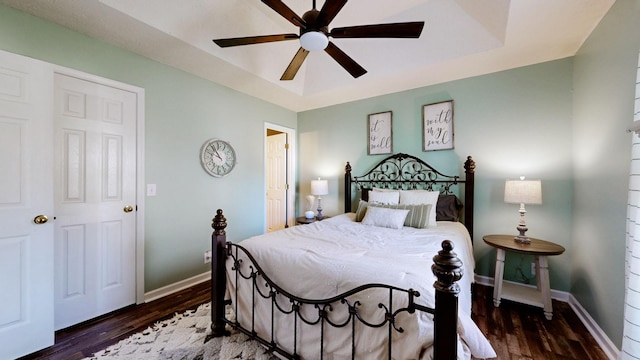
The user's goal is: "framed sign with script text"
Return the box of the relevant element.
[367,111,393,155]
[423,100,454,151]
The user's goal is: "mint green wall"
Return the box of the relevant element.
[572,0,640,348]
[0,5,297,291]
[298,59,575,294]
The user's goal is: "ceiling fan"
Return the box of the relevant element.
[213,0,425,81]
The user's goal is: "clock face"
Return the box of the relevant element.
[200,138,237,177]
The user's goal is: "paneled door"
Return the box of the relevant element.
[0,51,55,359]
[266,132,287,231]
[53,74,137,330]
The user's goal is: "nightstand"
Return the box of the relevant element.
[296,216,330,225]
[296,217,316,225]
[483,234,565,320]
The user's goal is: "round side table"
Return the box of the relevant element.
[483,234,565,320]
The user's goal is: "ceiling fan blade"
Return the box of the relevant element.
[213,34,298,47]
[324,42,367,78]
[330,21,425,38]
[261,0,306,28]
[316,0,347,27]
[281,47,310,80]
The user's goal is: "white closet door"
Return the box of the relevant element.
[0,50,55,359]
[53,73,137,330]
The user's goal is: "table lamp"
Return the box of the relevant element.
[311,178,329,220]
[504,177,542,244]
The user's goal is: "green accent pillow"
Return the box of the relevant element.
[355,200,369,221]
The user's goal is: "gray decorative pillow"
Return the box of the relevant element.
[436,195,463,222]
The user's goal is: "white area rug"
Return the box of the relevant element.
[84,303,277,360]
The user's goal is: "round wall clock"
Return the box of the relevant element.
[200,138,237,177]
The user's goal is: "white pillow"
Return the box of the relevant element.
[355,201,433,229]
[361,206,409,230]
[399,190,439,227]
[372,187,397,192]
[368,190,400,205]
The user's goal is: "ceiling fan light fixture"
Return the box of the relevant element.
[300,31,329,51]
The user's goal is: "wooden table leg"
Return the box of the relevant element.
[493,249,506,307]
[538,255,553,320]
[534,255,541,291]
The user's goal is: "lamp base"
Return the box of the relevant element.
[316,198,324,220]
[514,224,530,244]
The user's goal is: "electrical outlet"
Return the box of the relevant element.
[204,250,212,264]
[531,262,536,276]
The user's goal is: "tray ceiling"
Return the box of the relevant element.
[0,0,615,111]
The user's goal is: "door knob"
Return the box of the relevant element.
[33,215,49,224]
[123,205,134,213]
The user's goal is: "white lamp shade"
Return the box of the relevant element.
[300,31,329,51]
[311,179,329,196]
[504,179,542,204]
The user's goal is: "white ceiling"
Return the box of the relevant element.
[0,0,614,112]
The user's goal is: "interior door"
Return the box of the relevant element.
[53,73,137,330]
[266,132,288,231]
[0,50,55,359]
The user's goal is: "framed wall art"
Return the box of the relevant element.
[423,100,454,151]
[367,111,393,155]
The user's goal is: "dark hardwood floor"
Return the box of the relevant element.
[471,284,609,359]
[17,283,211,360]
[18,282,608,360]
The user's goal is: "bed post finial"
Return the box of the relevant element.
[432,240,463,360]
[432,240,463,293]
[464,156,475,174]
[463,156,475,240]
[212,208,227,235]
[210,209,229,338]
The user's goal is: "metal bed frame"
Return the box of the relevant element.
[208,153,476,360]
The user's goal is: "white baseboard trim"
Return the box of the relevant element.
[474,275,619,360]
[566,294,620,360]
[144,271,211,303]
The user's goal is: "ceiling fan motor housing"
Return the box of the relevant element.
[301,9,328,35]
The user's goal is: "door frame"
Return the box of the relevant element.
[53,65,146,304]
[264,123,295,231]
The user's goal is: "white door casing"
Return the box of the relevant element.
[266,132,287,232]
[0,50,55,359]
[53,73,138,330]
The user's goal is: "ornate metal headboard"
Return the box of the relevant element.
[344,153,476,238]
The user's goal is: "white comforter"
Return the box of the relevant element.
[225,213,496,359]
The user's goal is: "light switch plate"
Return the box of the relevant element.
[147,184,157,196]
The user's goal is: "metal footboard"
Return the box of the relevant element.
[209,209,462,360]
